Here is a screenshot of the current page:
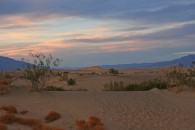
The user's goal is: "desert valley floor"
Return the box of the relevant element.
[0,67,195,130]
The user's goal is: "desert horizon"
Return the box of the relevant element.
[1,0,195,129]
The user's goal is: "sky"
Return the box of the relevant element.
[0,0,195,67]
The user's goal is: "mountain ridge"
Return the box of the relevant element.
[101,55,195,69]
[0,56,27,71]
[0,55,195,70]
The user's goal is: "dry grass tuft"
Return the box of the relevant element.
[76,119,89,130]
[0,105,65,130]
[76,116,105,130]
[41,125,65,130]
[0,105,18,114]
[17,117,42,128]
[45,111,61,123]
[0,123,7,130]
[0,113,17,124]
[88,116,103,129]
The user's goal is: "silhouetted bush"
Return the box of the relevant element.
[23,52,61,91]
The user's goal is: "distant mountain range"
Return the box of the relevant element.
[0,56,27,71]
[0,55,195,70]
[101,55,195,69]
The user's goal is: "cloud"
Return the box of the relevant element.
[0,0,195,24]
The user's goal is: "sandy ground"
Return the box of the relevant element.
[0,86,195,130]
[0,67,195,130]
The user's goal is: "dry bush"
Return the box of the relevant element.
[0,123,7,130]
[76,119,89,130]
[19,110,29,115]
[45,111,61,123]
[76,116,105,130]
[17,117,42,128]
[88,116,103,129]
[0,113,17,124]
[0,105,18,113]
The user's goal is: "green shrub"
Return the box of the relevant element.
[104,81,124,91]
[104,79,168,91]
[166,66,195,89]
[108,68,119,76]
[67,78,76,86]
[23,52,61,91]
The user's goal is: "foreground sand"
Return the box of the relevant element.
[0,86,195,130]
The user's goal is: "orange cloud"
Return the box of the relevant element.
[0,39,77,58]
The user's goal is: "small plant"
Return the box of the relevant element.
[108,68,118,76]
[23,52,61,91]
[104,79,168,91]
[45,111,61,123]
[17,117,42,128]
[104,81,124,91]
[0,123,7,130]
[67,78,76,86]
[76,116,105,130]
[44,86,65,91]
[58,72,69,81]
[0,105,18,114]
[166,66,195,90]
[0,105,65,130]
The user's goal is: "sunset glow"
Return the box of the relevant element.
[0,0,195,67]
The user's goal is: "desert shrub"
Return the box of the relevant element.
[76,116,105,130]
[125,79,167,91]
[23,52,61,91]
[108,68,118,75]
[45,111,61,123]
[88,116,104,129]
[67,78,76,86]
[104,79,167,91]
[0,105,17,114]
[1,72,16,86]
[17,117,42,128]
[76,120,88,130]
[58,72,69,81]
[166,66,195,90]
[41,125,64,130]
[44,86,65,91]
[0,123,7,130]
[104,81,125,91]
[0,105,64,130]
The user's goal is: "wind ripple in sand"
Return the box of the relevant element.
[94,92,195,130]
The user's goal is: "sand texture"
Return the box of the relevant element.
[0,86,195,130]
